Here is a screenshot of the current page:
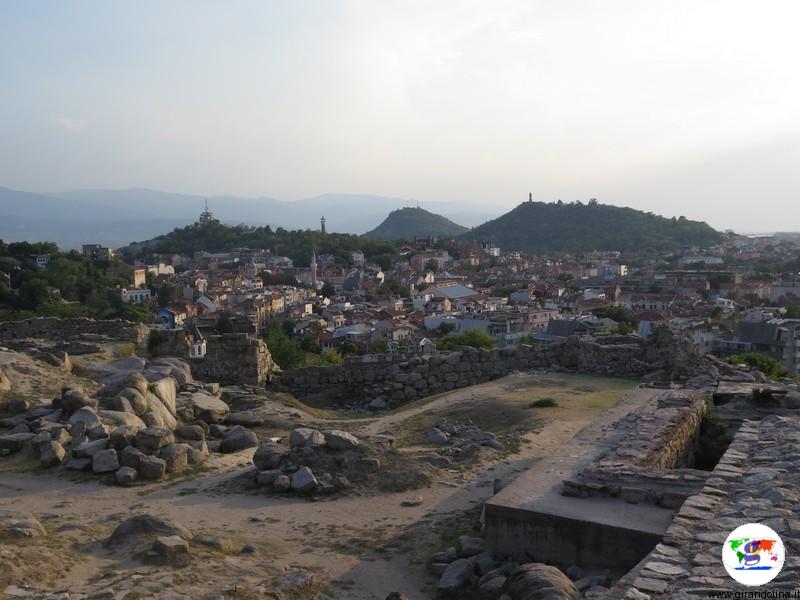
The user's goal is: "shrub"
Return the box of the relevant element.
[529,397,558,408]
[725,352,789,380]
[437,329,496,351]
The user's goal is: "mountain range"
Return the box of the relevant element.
[0,186,496,249]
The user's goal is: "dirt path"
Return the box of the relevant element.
[1,372,644,600]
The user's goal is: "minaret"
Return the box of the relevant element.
[310,248,318,288]
[528,192,533,202]
[320,216,326,234]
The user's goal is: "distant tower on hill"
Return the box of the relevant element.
[320,216,326,234]
[528,192,533,202]
[198,199,218,226]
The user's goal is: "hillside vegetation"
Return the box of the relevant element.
[121,221,399,269]
[365,207,468,240]
[460,200,721,253]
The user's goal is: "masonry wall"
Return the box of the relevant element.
[274,334,663,406]
[0,317,149,346]
[149,330,274,386]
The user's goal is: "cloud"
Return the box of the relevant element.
[53,116,86,132]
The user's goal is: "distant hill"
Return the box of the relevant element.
[364,207,468,240]
[0,186,496,248]
[460,200,722,253]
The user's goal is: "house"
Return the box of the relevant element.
[82,244,115,262]
[36,255,50,268]
[121,288,151,305]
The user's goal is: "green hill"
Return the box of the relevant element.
[459,200,721,253]
[365,207,468,240]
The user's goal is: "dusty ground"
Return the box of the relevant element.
[0,368,637,600]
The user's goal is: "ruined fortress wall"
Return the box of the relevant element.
[190,334,273,386]
[275,335,656,405]
[149,331,274,386]
[0,317,149,346]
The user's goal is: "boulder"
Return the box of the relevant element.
[99,410,146,429]
[220,428,258,453]
[150,358,194,387]
[106,514,193,546]
[175,424,206,441]
[253,442,288,470]
[138,455,167,480]
[92,448,120,473]
[324,429,360,450]
[111,387,148,416]
[503,563,579,600]
[68,407,101,430]
[191,392,229,423]
[66,458,91,471]
[72,438,109,458]
[0,433,36,453]
[115,466,138,486]
[87,424,110,440]
[120,445,146,469]
[61,390,97,415]
[109,425,140,451]
[100,370,148,398]
[135,427,175,453]
[7,398,30,414]
[187,440,209,465]
[40,440,66,468]
[152,535,190,561]
[256,469,282,485]
[425,428,449,445]
[225,410,265,427]
[438,558,474,594]
[458,536,485,558]
[0,511,46,538]
[273,474,291,492]
[290,427,326,449]
[149,377,177,417]
[159,443,189,473]
[146,393,178,430]
[291,466,319,494]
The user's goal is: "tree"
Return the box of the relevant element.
[425,259,439,274]
[437,329,496,351]
[617,322,635,335]
[18,278,50,310]
[320,282,336,299]
[786,305,800,319]
[265,322,305,369]
[216,311,237,333]
[437,322,456,335]
[371,337,389,353]
[156,282,181,307]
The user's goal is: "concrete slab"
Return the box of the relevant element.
[485,387,677,570]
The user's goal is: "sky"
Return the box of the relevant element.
[1,0,799,232]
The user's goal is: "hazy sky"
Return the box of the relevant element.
[1,1,799,232]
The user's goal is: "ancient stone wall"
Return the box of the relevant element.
[149,331,274,386]
[561,390,709,507]
[610,414,800,598]
[274,327,701,407]
[0,318,149,347]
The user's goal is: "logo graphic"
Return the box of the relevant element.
[722,523,785,586]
